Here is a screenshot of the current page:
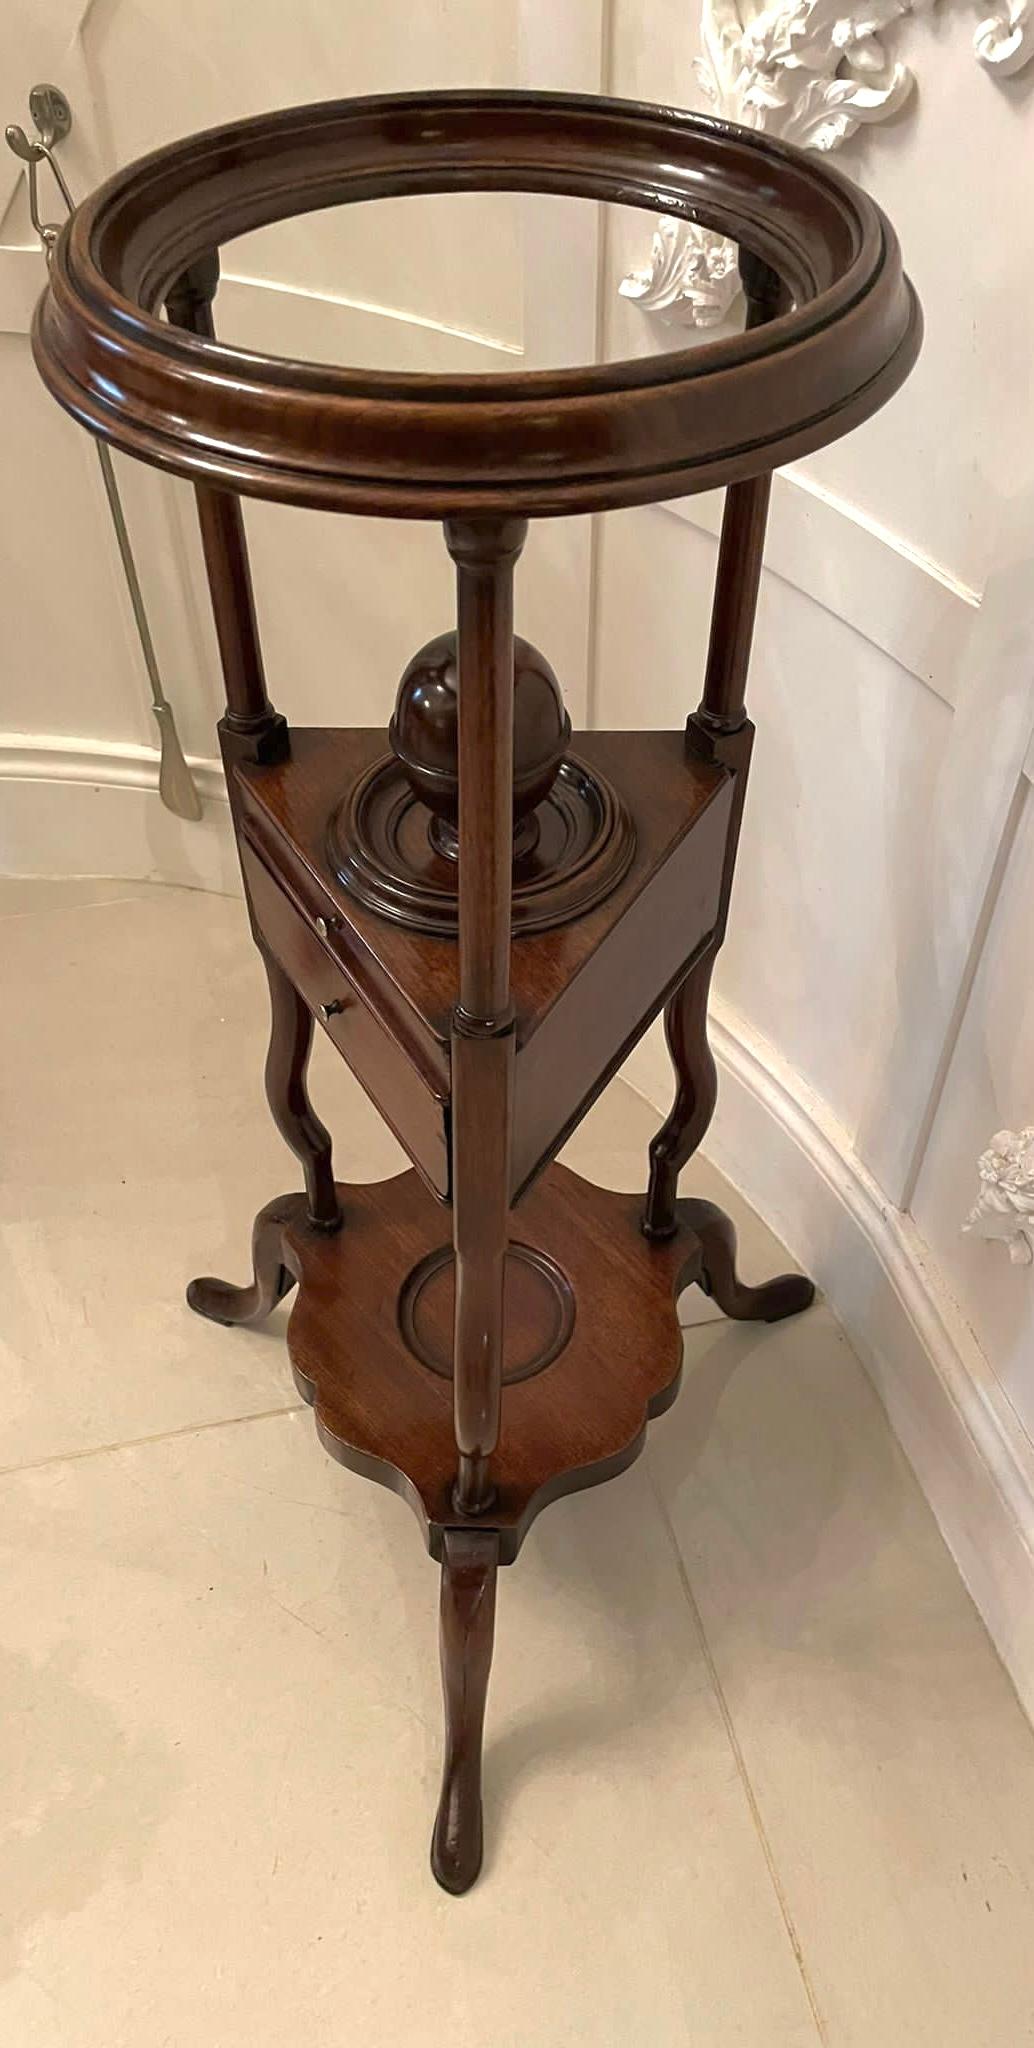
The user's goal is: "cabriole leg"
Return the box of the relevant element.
[187,1194,296,1326]
[431,1528,500,1894]
[683,1199,815,1323]
[187,946,339,1318]
[643,946,718,1240]
[261,946,340,1231]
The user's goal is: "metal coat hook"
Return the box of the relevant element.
[6,87,74,252]
[5,85,203,823]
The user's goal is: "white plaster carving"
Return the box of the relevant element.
[974,0,1033,72]
[964,1127,1034,1266]
[621,0,1034,325]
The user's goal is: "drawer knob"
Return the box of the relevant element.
[319,996,348,1021]
[314,913,338,939]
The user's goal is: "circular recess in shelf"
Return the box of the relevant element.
[398,1241,576,1386]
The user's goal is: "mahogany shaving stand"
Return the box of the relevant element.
[34,90,920,1893]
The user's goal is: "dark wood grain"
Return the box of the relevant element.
[235,728,734,1200]
[643,718,754,1236]
[279,1161,701,1563]
[698,253,785,736]
[446,517,526,1020]
[239,833,451,1197]
[645,314,772,1235]
[389,628,571,847]
[644,941,720,1240]
[680,1198,816,1322]
[699,481,772,733]
[197,1168,811,1553]
[258,945,340,1231]
[445,518,525,1512]
[325,746,635,938]
[165,254,286,747]
[237,730,725,1048]
[28,88,920,1893]
[187,1192,298,1327]
[450,1014,515,1514]
[34,92,920,517]
[432,1529,500,1894]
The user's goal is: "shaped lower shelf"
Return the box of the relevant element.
[197,1163,704,1563]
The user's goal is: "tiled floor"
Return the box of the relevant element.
[4,877,1034,2046]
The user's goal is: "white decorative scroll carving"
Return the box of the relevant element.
[974,0,1033,72]
[621,0,1034,325]
[964,1128,1034,1266]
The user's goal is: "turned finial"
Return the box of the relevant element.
[389,630,571,862]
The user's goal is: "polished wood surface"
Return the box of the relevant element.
[30,87,921,1892]
[390,629,571,843]
[187,1162,813,1560]
[433,1530,500,1894]
[644,940,720,1240]
[34,92,919,517]
[239,834,452,1196]
[698,257,785,736]
[446,518,524,1512]
[235,728,735,1200]
[204,1166,691,1558]
[187,1192,298,1329]
[164,256,285,748]
[645,255,775,1234]
[326,746,635,938]
[644,717,755,1238]
[687,1200,815,1322]
[447,518,525,1020]
[257,945,340,1231]
[235,731,724,1051]
[335,624,631,937]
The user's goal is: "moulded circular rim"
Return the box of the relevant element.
[32,89,921,518]
[327,751,636,935]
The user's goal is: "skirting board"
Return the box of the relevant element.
[623,1003,1034,1726]
[0,735,239,895]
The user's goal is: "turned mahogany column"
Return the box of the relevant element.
[166,254,338,1234]
[164,255,287,764]
[445,516,527,1516]
[432,1528,500,1892]
[643,256,786,1240]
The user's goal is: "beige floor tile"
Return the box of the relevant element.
[0,877,162,920]
[0,1411,820,2048]
[1,887,404,1467]
[648,1307,1034,2046]
[0,880,765,1469]
[7,878,1034,2045]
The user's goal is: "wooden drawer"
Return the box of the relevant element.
[240,837,450,1199]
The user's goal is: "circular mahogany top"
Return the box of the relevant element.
[33,90,920,519]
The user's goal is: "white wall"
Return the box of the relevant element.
[911,782,1034,1434]
[595,503,955,1142]
[604,2,1034,1708]
[0,0,603,885]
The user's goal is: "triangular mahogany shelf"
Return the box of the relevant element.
[235,729,733,1201]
